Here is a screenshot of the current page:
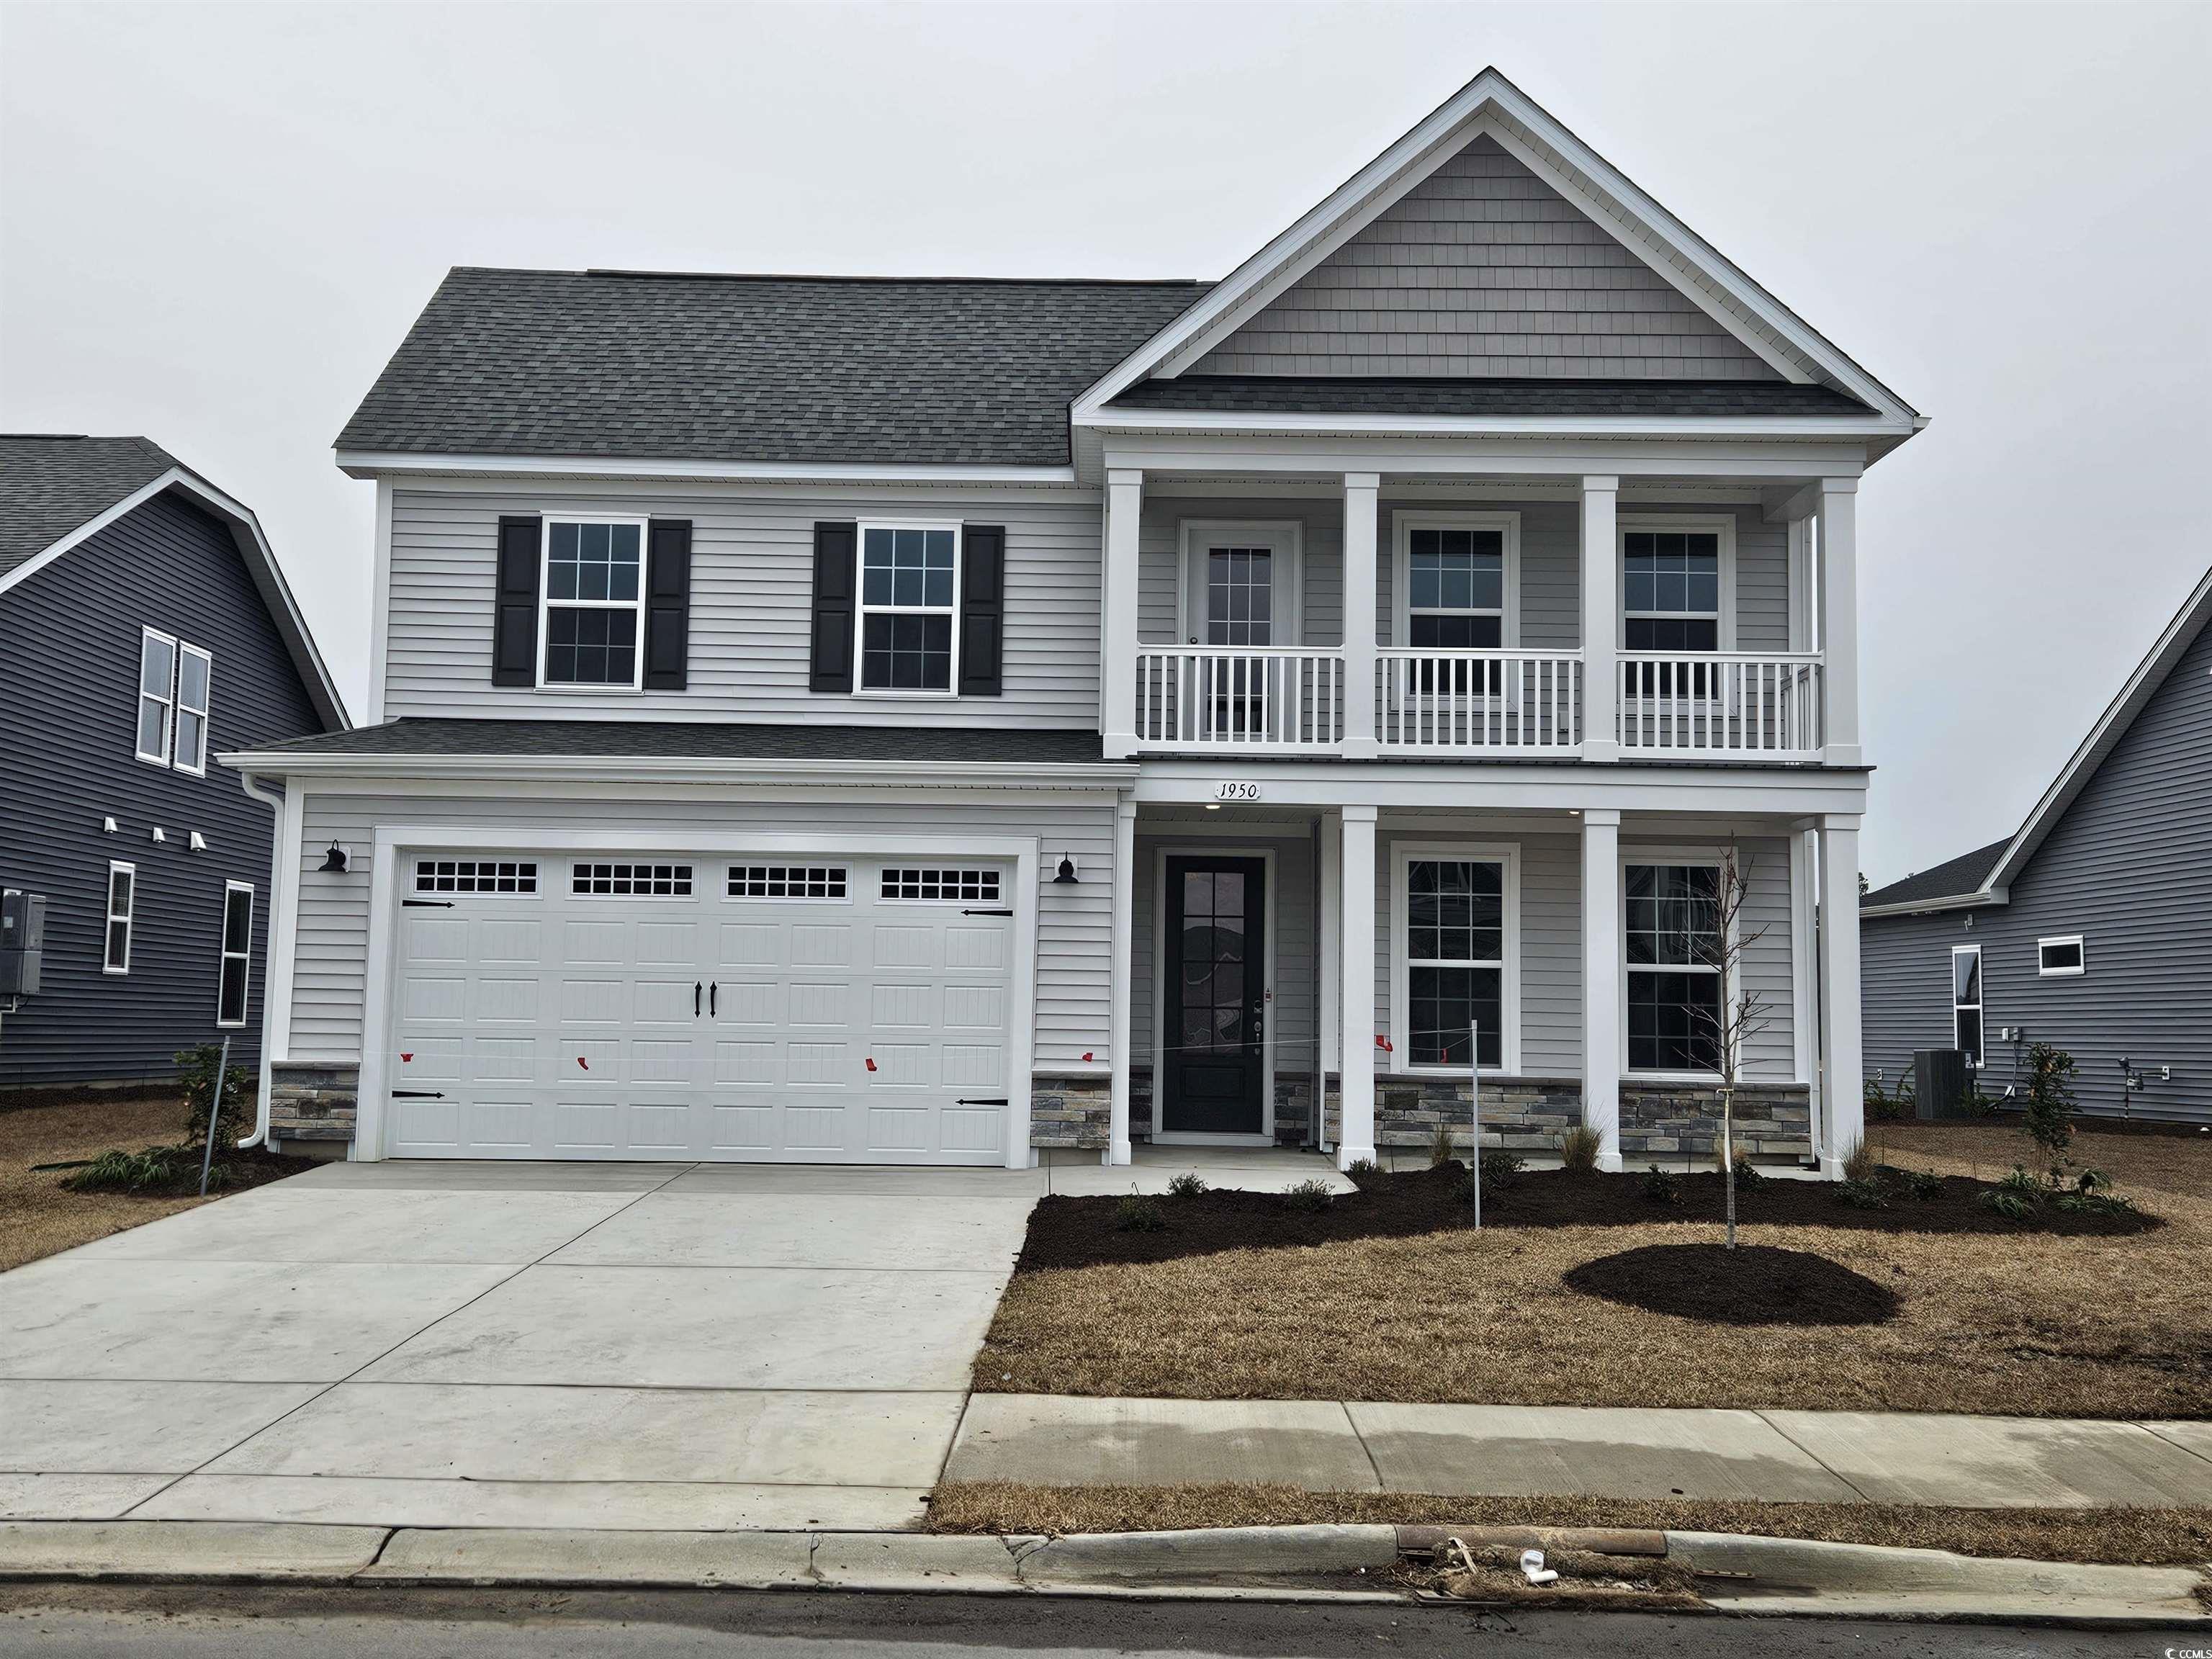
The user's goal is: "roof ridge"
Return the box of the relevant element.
[441,265,1211,289]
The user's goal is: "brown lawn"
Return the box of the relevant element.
[974,1120,2212,1417]
[1,1094,235,1272]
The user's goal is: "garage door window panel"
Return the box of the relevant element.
[880,868,1001,903]
[572,862,693,897]
[416,859,539,895]
[728,866,849,900]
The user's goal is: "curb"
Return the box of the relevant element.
[0,1519,2205,1625]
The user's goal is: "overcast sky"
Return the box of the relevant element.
[4,1,2207,882]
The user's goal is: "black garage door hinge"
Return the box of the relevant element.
[961,908,1014,917]
[391,1089,446,1099]
[956,1097,1010,1107]
[403,899,455,909]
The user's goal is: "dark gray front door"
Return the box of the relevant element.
[1162,856,1266,1136]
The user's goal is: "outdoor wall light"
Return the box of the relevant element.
[318,842,350,873]
[1053,855,1079,884]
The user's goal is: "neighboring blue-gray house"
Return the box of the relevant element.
[1861,565,2212,1125]
[0,436,347,1089]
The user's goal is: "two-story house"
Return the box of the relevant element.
[0,436,346,1091]
[225,71,1919,1174]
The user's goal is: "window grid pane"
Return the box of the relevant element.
[1625,863,1722,1072]
[879,867,1001,902]
[861,612,952,691]
[1205,547,1274,647]
[415,860,539,895]
[570,862,694,897]
[544,606,639,686]
[728,865,848,900]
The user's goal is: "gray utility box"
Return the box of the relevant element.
[1914,1048,1972,1120]
[0,889,46,996]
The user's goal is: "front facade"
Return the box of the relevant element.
[231,71,1918,1173]
[1861,566,2212,1124]
[0,437,346,1089]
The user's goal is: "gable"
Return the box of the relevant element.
[1192,135,1779,381]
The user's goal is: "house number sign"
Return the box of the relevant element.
[1213,781,1262,802]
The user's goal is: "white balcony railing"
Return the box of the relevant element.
[1377,649,1583,754]
[1615,652,1824,757]
[1135,647,1344,751]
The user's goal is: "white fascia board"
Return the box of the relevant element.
[1072,68,1920,426]
[337,450,1078,487]
[1078,408,1910,442]
[1100,432,1871,480]
[216,749,1138,791]
[1128,760,1869,817]
[1860,888,2009,920]
[0,468,351,733]
[1984,563,2212,894]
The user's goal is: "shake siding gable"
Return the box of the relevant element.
[1194,134,1781,380]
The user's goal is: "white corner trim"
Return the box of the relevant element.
[366,479,393,726]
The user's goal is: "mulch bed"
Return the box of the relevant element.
[53,1143,313,1198]
[1563,1241,1900,1326]
[1014,1161,2159,1273]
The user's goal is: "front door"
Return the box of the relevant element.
[1161,855,1266,1136]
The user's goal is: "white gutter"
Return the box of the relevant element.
[217,750,1139,789]
[336,450,1079,486]
[1074,408,1915,441]
[1859,887,2008,921]
[235,771,287,1149]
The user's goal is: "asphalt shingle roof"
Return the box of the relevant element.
[0,435,179,575]
[335,269,1211,468]
[1861,837,2010,911]
[1109,376,1877,418]
[248,718,1112,767]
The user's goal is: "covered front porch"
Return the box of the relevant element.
[1102,781,1866,1176]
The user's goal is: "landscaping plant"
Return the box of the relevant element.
[1639,1164,1678,1207]
[1478,1148,1524,1191]
[2021,1042,2080,1165]
[1428,1121,1458,1169]
[1556,1124,1602,1174]
[1688,845,1772,1249]
[1283,1177,1334,1213]
[1164,1172,1208,1199]
[1113,1192,1166,1233]
[176,1043,255,1152]
[61,1044,261,1197]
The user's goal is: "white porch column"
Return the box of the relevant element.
[1336,805,1379,1167]
[1580,807,1623,1171]
[1316,810,1341,1152]
[1102,468,1143,760]
[1789,819,1822,1157]
[1817,478,1860,766]
[1341,472,1380,758]
[1105,795,1137,1166]
[1579,475,1619,762]
[1817,814,1865,1174]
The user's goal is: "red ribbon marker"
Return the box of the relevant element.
[865,1057,878,1072]
[400,1053,413,1064]
[1082,1052,1094,1063]
[1375,1035,1394,1053]
[577,1056,590,1071]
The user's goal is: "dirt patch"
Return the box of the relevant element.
[1015,1161,2157,1274]
[925,1481,2212,1567]
[0,1094,310,1272]
[1397,1539,1704,1610]
[1870,1118,2212,1197]
[1563,1242,1899,1326]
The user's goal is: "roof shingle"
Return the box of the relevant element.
[0,436,179,575]
[1861,837,2010,911]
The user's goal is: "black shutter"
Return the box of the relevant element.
[493,516,541,686]
[643,518,692,691]
[958,525,1005,697]
[810,521,858,693]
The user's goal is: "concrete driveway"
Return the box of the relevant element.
[0,1148,1344,1532]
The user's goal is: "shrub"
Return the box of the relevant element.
[1283,1177,1334,1213]
[1730,1149,1764,1187]
[1835,1178,1889,1210]
[1902,1168,1946,1200]
[1164,1172,1208,1199]
[1344,1157,1383,1179]
[2000,1164,2044,1195]
[2055,1188,2139,1218]
[1840,1138,1881,1187]
[1639,1164,1678,1207]
[2021,1042,2079,1163]
[1556,1124,1602,1174]
[1478,1149,1524,1191]
[1863,1072,1906,1123]
[60,1145,215,1195]
[175,1043,254,1152]
[1980,1188,2033,1221]
[1427,1123,1459,1169]
[1113,1193,1165,1233]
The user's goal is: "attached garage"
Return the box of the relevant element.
[379,850,1023,1164]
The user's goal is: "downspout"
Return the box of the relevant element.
[237,771,287,1148]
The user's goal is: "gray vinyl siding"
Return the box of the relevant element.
[1194,135,1780,381]
[0,493,326,1087]
[384,487,1104,727]
[1862,612,2212,1124]
[285,791,1118,1071]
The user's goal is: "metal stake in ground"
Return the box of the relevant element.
[1467,1018,1480,1228]
[197,1034,230,1198]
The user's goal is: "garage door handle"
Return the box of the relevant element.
[392,1089,446,1099]
[403,899,454,909]
[962,908,1014,917]
[709,981,717,1017]
[694,981,702,1017]
[956,1098,1009,1107]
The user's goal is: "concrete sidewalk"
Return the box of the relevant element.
[945,1395,2212,1509]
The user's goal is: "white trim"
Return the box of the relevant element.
[1107,796,1137,1165]
[1175,519,1304,647]
[853,519,964,699]
[1859,888,2007,920]
[215,879,254,1029]
[1149,843,1277,1144]
[1388,840,1522,1077]
[135,628,177,766]
[103,860,136,975]
[1619,847,1731,1082]
[355,828,1039,1169]
[2036,934,2087,978]
[237,773,297,1147]
[536,514,650,692]
[220,748,1137,790]
[174,643,213,777]
[1071,69,1917,426]
[1951,943,1984,1067]
[1617,513,1737,653]
[339,451,1078,486]
[1080,408,1911,441]
[1390,510,1521,652]
[366,478,393,726]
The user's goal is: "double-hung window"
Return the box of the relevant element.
[541,518,645,688]
[104,862,135,975]
[1622,526,1725,698]
[1407,524,1506,699]
[1952,945,1983,1066]
[174,646,212,774]
[858,524,959,693]
[1401,856,1506,1069]
[135,628,213,768]
[1625,863,1722,1073]
[217,881,253,1028]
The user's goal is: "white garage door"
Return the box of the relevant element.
[384,853,1015,1163]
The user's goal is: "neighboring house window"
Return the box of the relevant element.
[1952,945,1984,1067]
[174,646,212,775]
[541,518,646,688]
[1626,863,1721,1073]
[216,881,253,1028]
[1402,858,1506,1069]
[136,629,176,763]
[858,524,959,693]
[2037,935,2086,977]
[104,862,135,974]
[880,868,1000,903]
[729,866,848,899]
